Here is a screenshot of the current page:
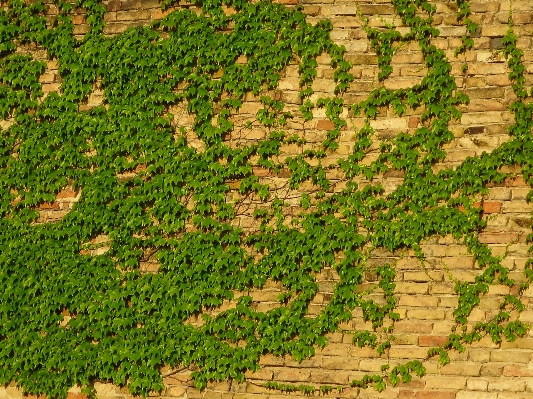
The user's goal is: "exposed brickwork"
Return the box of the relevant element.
[2,0,533,398]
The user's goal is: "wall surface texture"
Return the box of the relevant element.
[2,0,533,398]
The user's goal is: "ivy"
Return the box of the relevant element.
[0,0,532,397]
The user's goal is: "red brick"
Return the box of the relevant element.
[482,201,502,213]
[502,365,533,377]
[418,335,448,347]
[471,201,501,213]
[408,116,420,128]
[504,176,528,187]
[316,120,335,130]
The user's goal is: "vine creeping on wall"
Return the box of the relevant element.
[0,0,532,397]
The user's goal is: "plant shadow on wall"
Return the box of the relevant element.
[0,0,533,397]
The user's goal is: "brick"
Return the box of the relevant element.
[424,376,466,390]
[408,116,420,128]
[441,363,482,377]
[503,365,533,377]
[5,387,23,399]
[497,393,532,399]
[490,350,531,363]
[456,391,497,399]
[165,386,187,396]
[358,388,397,399]
[512,188,531,200]
[464,126,485,135]
[416,392,456,399]
[94,383,117,395]
[370,117,409,130]
[310,370,351,384]
[395,282,429,294]
[345,54,379,65]
[461,112,502,125]
[465,87,505,99]
[399,391,416,399]
[203,392,222,399]
[407,309,446,320]
[482,25,510,37]
[480,363,503,377]
[403,271,444,282]
[252,167,271,177]
[316,120,335,130]
[418,335,448,347]
[316,343,351,356]
[38,201,60,210]
[486,74,512,86]
[442,256,475,269]
[438,26,467,37]
[466,378,488,390]
[358,4,396,15]
[389,346,428,359]
[503,176,528,187]
[488,378,526,391]
[322,356,359,370]
[394,321,433,334]
[399,295,439,307]
[482,201,502,213]
[478,232,519,244]
[272,369,310,382]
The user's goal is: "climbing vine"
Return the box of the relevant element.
[0,0,532,397]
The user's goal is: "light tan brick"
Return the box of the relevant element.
[488,378,526,391]
[466,378,488,390]
[490,350,530,363]
[456,391,497,399]
[399,296,439,307]
[424,376,466,390]
[441,363,482,377]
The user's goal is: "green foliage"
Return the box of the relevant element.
[0,0,532,397]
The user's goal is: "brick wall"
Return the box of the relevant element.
[2,0,533,398]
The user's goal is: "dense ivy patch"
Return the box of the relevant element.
[0,0,532,397]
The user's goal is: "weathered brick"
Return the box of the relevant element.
[272,369,311,382]
[480,363,504,377]
[503,365,533,377]
[441,363,482,377]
